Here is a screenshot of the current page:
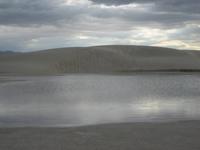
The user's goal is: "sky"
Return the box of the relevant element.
[0,0,200,51]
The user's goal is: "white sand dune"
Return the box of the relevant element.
[1,45,200,75]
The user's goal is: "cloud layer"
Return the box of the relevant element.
[0,0,199,51]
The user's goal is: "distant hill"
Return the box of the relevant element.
[0,51,18,55]
[0,45,200,75]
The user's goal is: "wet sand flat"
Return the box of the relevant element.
[0,121,200,150]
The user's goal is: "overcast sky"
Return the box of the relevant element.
[0,0,200,51]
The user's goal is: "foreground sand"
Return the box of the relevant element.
[0,121,200,150]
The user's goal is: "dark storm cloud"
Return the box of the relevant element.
[156,0,200,14]
[91,0,200,14]
[0,0,199,27]
[91,0,138,5]
[0,0,85,26]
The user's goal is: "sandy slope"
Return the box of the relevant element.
[0,121,200,150]
[0,45,200,75]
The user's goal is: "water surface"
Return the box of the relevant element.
[0,74,200,126]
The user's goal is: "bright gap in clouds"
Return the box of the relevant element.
[63,0,91,5]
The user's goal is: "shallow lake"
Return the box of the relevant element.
[0,74,200,127]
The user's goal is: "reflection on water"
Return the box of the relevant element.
[0,74,200,126]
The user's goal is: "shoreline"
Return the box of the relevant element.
[1,71,200,84]
[1,70,200,77]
